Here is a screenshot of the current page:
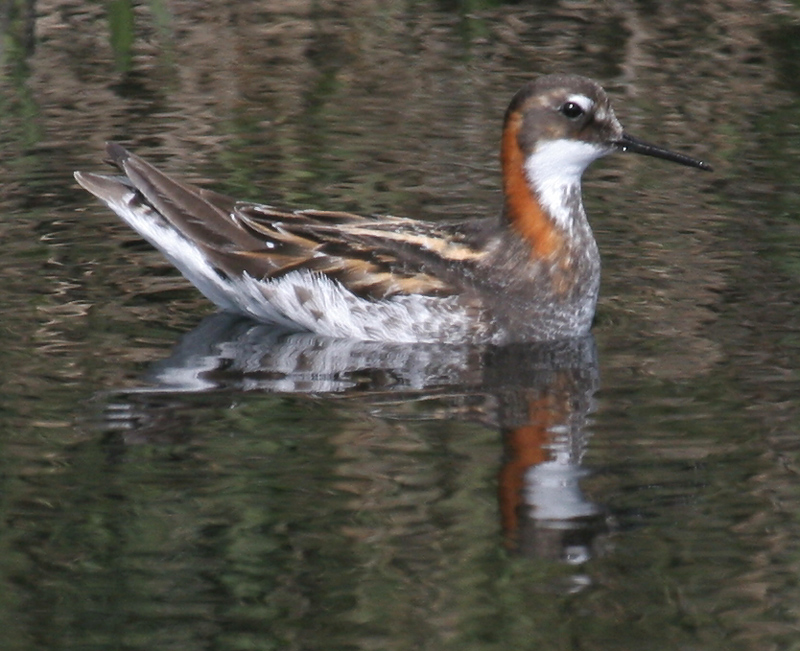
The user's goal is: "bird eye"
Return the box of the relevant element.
[560,101,585,119]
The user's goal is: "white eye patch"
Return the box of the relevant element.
[566,94,593,114]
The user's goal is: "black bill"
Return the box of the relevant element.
[616,133,712,171]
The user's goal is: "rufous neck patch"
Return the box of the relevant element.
[501,110,563,260]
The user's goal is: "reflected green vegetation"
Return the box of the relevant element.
[0,385,789,650]
[0,0,41,155]
[0,0,35,71]
[108,0,135,72]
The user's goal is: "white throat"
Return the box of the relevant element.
[524,139,610,230]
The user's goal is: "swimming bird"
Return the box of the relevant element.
[74,74,711,344]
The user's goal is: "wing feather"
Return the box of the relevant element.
[83,142,495,301]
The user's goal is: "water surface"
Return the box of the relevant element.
[3,2,800,650]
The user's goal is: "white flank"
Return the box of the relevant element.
[236,270,480,344]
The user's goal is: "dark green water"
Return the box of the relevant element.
[3,1,800,649]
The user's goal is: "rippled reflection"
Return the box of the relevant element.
[100,314,608,567]
[5,1,800,649]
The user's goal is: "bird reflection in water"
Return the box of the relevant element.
[100,313,609,566]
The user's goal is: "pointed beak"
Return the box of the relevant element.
[615,133,712,171]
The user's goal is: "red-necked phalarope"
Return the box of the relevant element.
[75,74,711,344]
